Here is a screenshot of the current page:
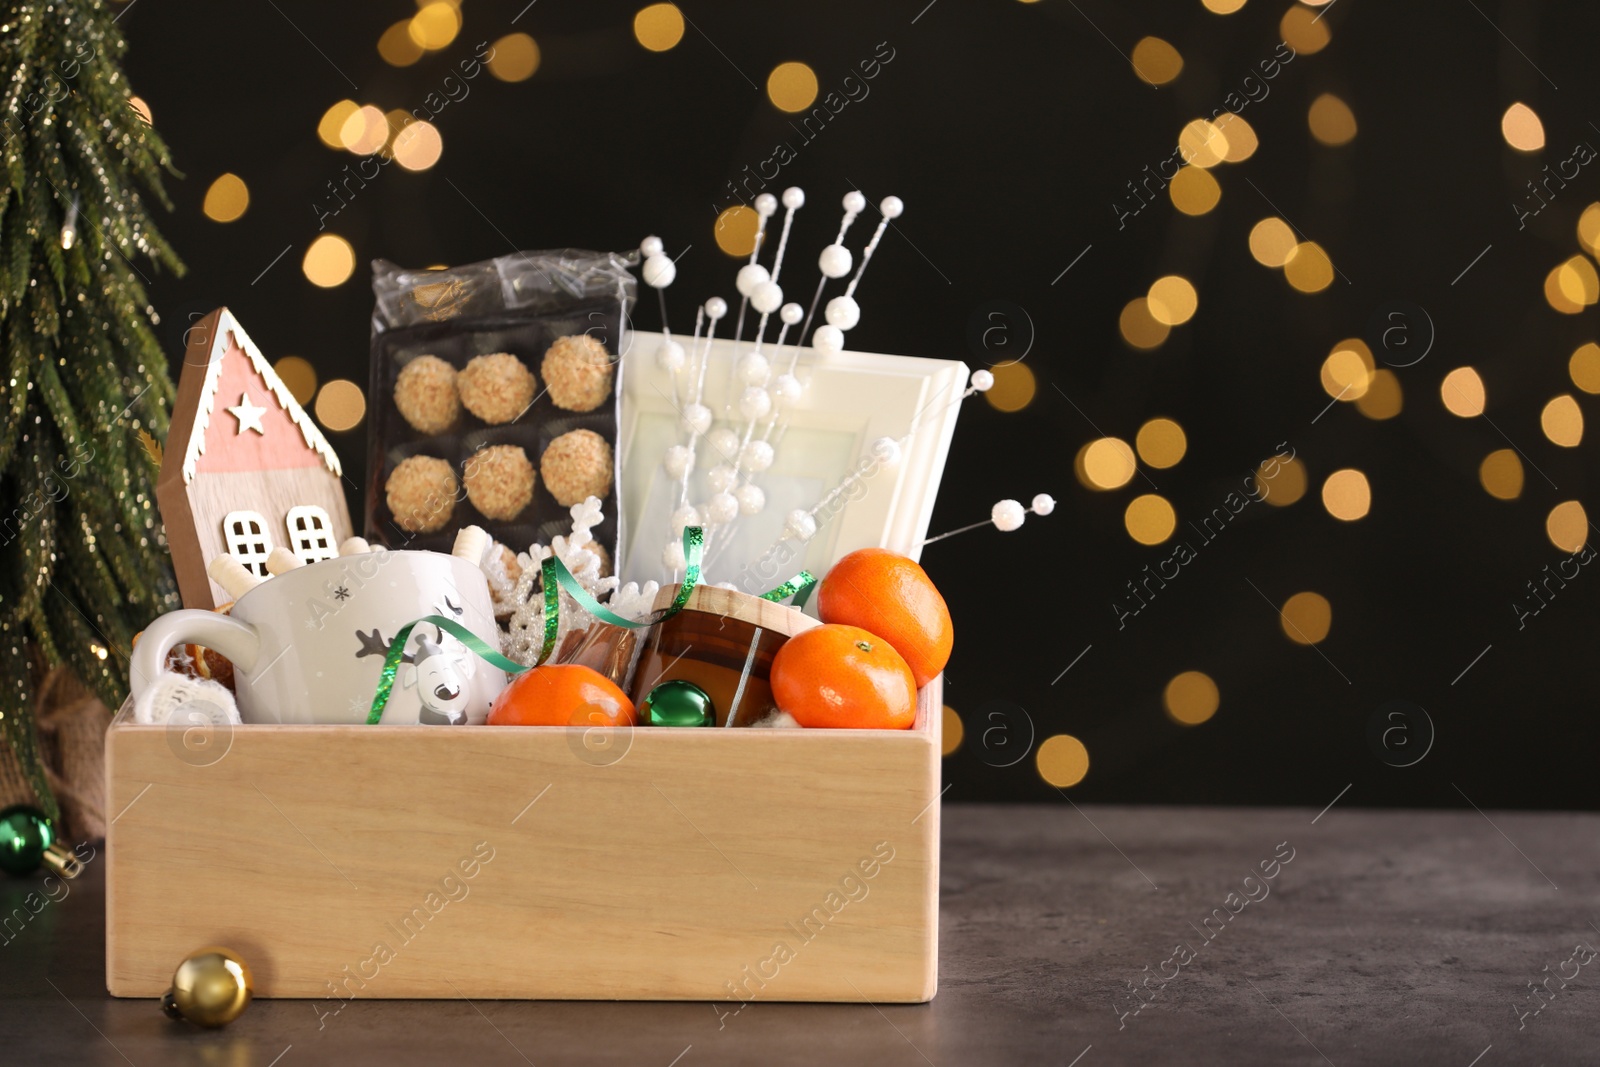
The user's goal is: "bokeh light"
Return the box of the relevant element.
[1164,671,1219,725]
[1547,501,1588,553]
[1356,369,1403,420]
[633,4,685,51]
[1258,456,1307,506]
[767,62,819,112]
[1545,264,1585,314]
[1280,591,1332,645]
[1320,339,1374,400]
[1036,734,1089,788]
[1202,0,1247,11]
[273,356,318,406]
[941,705,963,756]
[1540,394,1583,447]
[378,20,424,66]
[1308,92,1358,145]
[314,379,367,432]
[1284,242,1334,292]
[1080,437,1137,490]
[302,235,356,288]
[392,120,443,171]
[713,205,760,256]
[1280,5,1331,54]
[1125,494,1177,545]
[1579,204,1600,258]
[1178,119,1229,169]
[1136,418,1187,468]
[1119,297,1171,349]
[1555,255,1600,308]
[488,33,540,81]
[1249,217,1297,267]
[1147,275,1198,325]
[409,1,461,50]
[1169,165,1221,215]
[340,105,388,155]
[1131,36,1184,85]
[984,361,1036,412]
[1321,468,1371,521]
[1478,449,1523,500]
[128,95,152,125]
[1568,342,1600,393]
[202,173,248,223]
[1501,102,1545,152]
[1440,367,1486,417]
[1214,112,1258,161]
[317,100,359,149]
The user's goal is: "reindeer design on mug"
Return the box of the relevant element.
[353,596,480,725]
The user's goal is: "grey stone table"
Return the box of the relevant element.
[3,804,1595,1065]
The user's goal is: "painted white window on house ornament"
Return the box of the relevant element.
[286,505,337,564]
[222,511,273,577]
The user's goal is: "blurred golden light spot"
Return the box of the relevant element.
[1249,217,1297,267]
[1280,5,1331,54]
[634,4,685,51]
[1284,242,1334,292]
[1356,369,1403,420]
[488,33,541,81]
[314,379,366,432]
[1125,493,1177,545]
[202,173,249,223]
[1036,734,1089,788]
[1214,112,1258,161]
[1178,119,1229,168]
[1579,204,1600,258]
[392,120,443,171]
[1546,500,1588,553]
[1136,417,1187,468]
[1081,437,1137,490]
[1479,449,1524,500]
[340,105,388,155]
[317,100,360,149]
[1280,591,1331,645]
[941,705,963,756]
[1258,456,1306,506]
[1321,468,1371,521]
[1321,339,1375,401]
[386,109,416,136]
[128,96,152,125]
[302,234,356,288]
[1308,92,1357,145]
[1569,342,1600,393]
[409,1,461,50]
[1501,102,1545,152]
[1164,670,1219,725]
[1202,0,1248,13]
[713,205,760,257]
[1131,37,1184,86]
[767,62,819,113]
[379,20,424,66]
[984,361,1037,413]
[1541,394,1584,447]
[1169,165,1222,215]
[1440,366,1486,417]
[1119,297,1171,349]
[1545,264,1586,314]
[273,357,318,406]
[1147,275,1198,325]
[1555,255,1600,307]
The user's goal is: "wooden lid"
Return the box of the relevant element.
[649,584,818,639]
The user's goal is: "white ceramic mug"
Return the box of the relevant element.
[130,550,507,725]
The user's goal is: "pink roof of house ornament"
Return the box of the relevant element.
[156,308,353,609]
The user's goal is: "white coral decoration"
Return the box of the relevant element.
[502,497,625,667]
[608,579,662,622]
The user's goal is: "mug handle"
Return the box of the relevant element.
[129,610,262,702]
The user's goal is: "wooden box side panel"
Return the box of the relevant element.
[107,682,941,1002]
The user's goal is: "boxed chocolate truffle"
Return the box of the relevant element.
[366,250,635,559]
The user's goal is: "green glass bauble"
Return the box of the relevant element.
[0,805,54,877]
[641,680,714,727]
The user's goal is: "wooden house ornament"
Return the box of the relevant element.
[157,308,353,609]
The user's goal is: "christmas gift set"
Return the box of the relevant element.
[103,189,1049,1008]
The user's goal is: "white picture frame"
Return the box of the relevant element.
[618,334,969,594]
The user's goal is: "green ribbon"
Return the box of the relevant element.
[366,527,815,723]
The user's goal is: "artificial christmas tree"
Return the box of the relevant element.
[0,0,181,832]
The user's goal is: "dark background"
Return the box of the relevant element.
[120,0,1599,809]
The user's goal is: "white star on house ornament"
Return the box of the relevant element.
[227,392,267,435]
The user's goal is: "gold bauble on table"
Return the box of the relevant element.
[161,946,254,1027]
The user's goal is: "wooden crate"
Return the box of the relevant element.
[104,679,941,1002]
